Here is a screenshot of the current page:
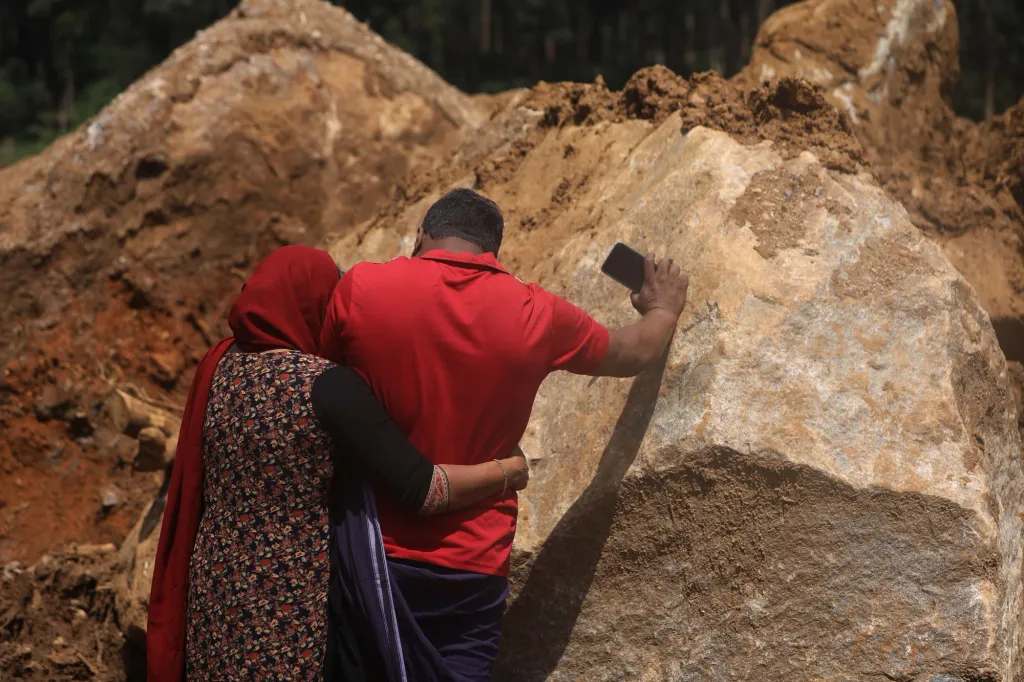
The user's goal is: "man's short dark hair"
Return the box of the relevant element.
[421,188,504,255]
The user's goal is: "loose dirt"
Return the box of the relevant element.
[523,67,865,172]
[0,0,478,563]
[0,546,139,682]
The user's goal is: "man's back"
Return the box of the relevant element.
[319,251,608,575]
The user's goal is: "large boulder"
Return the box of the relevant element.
[737,0,1024,368]
[0,0,483,561]
[328,94,1023,679]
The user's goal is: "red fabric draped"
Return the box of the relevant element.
[146,245,340,681]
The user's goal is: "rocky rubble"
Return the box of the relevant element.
[0,544,141,682]
[0,386,175,680]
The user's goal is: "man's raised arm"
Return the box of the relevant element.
[595,253,689,378]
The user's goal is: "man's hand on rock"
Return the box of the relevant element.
[631,253,689,319]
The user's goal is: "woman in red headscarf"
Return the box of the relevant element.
[146,246,527,682]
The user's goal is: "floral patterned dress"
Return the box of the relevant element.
[186,350,335,681]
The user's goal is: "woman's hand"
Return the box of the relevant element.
[497,445,530,492]
[426,445,532,515]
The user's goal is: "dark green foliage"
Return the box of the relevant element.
[0,0,1021,166]
[0,0,236,164]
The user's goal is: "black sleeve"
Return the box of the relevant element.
[311,366,434,511]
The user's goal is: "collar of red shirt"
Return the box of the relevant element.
[417,249,509,274]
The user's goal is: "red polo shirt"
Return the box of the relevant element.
[319,250,609,576]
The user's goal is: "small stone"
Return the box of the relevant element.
[104,388,181,437]
[92,426,140,464]
[2,561,24,583]
[100,488,121,509]
[784,188,793,198]
[123,270,158,309]
[814,186,822,196]
[268,213,310,245]
[33,385,70,422]
[73,543,116,557]
[149,350,184,388]
[107,257,129,281]
[136,426,169,471]
[64,409,94,438]
[103,390,133,435]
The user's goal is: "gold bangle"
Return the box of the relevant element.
[494,459,508,496]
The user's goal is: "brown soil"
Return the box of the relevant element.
[0,284,183,563]
[0,546,139,682]
[0,0,478,563]
[523,67,865,172]
[362,65,868,263]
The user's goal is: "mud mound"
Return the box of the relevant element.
[0,0,483,563]
[741,0,959,174]
[523,67,864,173]
[960,96,1024,311]
[968,96,1024,216]
[0,545,136,682]
[739,0,1024,365]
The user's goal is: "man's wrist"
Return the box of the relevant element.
[643,307,680,325]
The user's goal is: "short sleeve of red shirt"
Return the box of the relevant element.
[318,269,355,364]
[543,289,610,375]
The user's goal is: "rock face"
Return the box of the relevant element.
[330,108,1023,678]
[0,0,483,561]
[738,0,1024,367]
[113,497,165,645]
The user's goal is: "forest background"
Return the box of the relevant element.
[1,0,1021,167]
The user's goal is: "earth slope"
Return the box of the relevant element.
[0,0,483,563]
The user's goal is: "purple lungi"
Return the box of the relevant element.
[328,478,508,682]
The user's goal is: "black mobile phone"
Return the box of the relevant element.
[601,242,646,293]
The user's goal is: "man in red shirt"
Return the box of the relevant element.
[320,188,688,679]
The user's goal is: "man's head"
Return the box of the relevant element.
[414,188,504,256]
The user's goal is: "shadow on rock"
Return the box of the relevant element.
[495,346,670,682]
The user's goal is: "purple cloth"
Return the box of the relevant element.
[387,557,509,681]
[330,477,508,682]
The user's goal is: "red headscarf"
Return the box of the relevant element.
[146,245,341,681]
